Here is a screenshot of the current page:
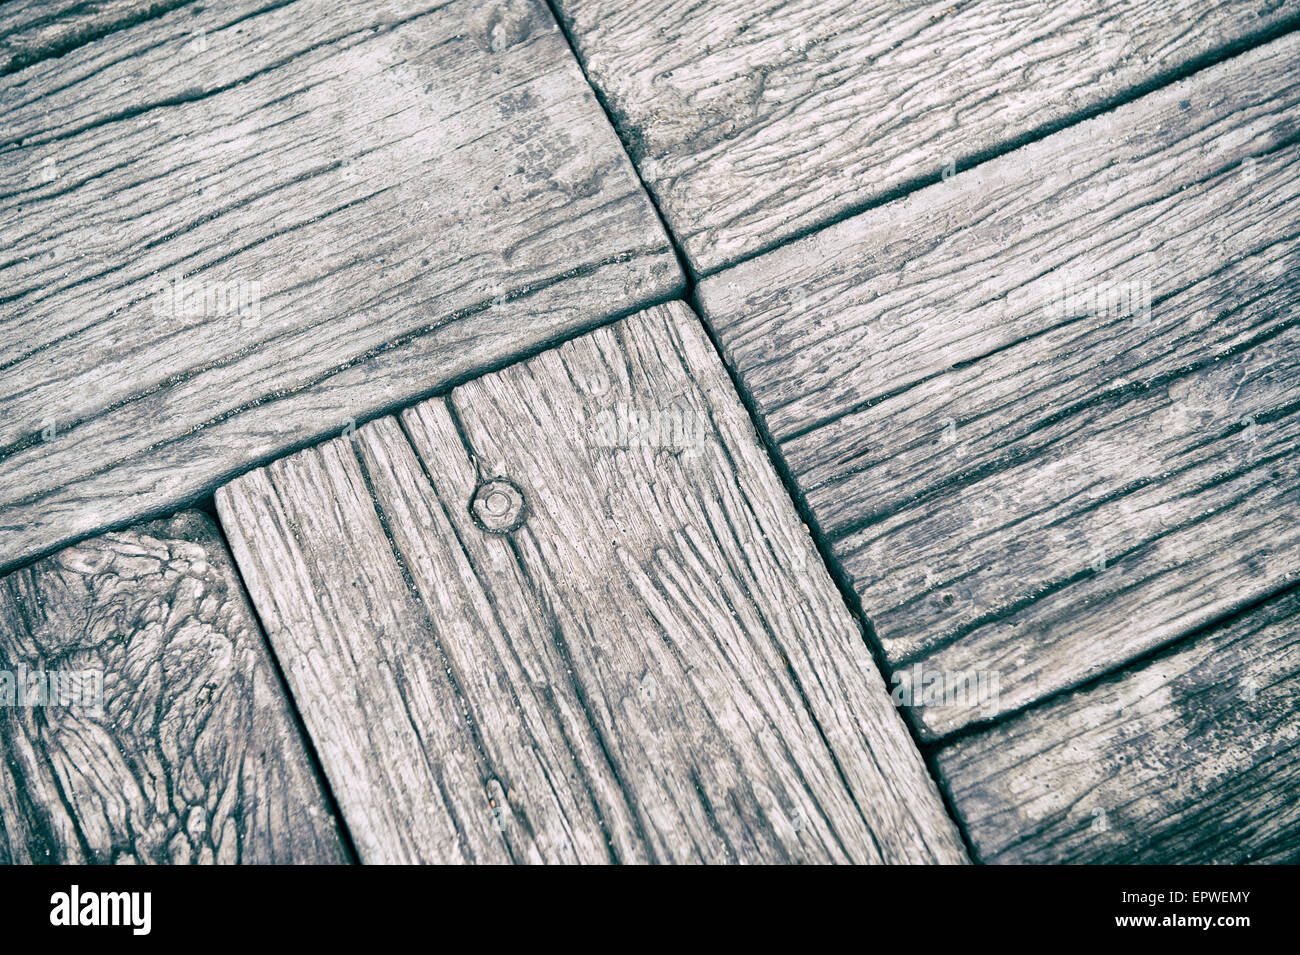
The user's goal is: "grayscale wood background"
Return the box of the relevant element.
[2,0,1296,865]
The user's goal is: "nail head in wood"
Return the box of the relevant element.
[470,478,527,533]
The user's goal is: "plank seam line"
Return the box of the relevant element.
[684,14,1300,278]
[0,242,660,469]
[350,435,534,863]
[828,305,1300,547]
[501,525,664,862]
[889,434,1297,669]
[0,0,455,148]
[683,285,981,861]
[202,499,363,864]
[756,120,1300,438]
[440,392,657,862]
[0,268,682,579]
[927,575,1300,753]
[799,272,1300,509]
[659,323,885,861]
[542,0,693,285]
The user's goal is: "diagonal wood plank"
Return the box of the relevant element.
[697,35,1300,739]
[0,0,682,573]
[0,511,348,864]
[553,0,1300,274]
[936,586,1300,864]
[216,301,967,864]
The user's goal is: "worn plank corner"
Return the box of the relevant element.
[0,511,349,864]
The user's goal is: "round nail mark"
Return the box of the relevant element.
[470,478,527,533]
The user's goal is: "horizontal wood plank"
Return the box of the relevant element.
[0,0,681,573]
[697,35,1300,738]
[0,511,348,864]
[936,586,1300,864]
[216,301,967,864]
[554,0,1299,273]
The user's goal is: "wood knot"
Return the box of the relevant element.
[474,1,536,53]
[470,478,527,533]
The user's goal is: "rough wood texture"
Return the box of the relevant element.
[0,0,195,75]
[0,511,347,864]
[554,0,1299,274]
[937,586,1300,864]
[697,36,1300,739]
[0,0,681,573]
[216,301,967,864]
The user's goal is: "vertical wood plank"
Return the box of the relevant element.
[218,301,967,864]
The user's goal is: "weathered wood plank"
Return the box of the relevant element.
[0,0,195,76]
[0,0,682,573]
[216,301,967,864]
[0,511,348,864]
[697,35,1300,738]
[553,0,1299,274]
[936,586,1300,864]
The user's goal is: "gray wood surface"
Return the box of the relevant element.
[0,0,195,75]
[216,301,967,864]
[697,35,1300,739]
[0,511,348,864]
[554,0,1299,274]
[0,0,681,574]
[937,586,1300,864]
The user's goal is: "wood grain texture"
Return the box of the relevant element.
[216,300,967,864]
[0,0,682,573]
[0,0,196,76]
[697,35,1300,739]
[0,511,347,864]
[936,585,1300,864]
[553,0,1300,274]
